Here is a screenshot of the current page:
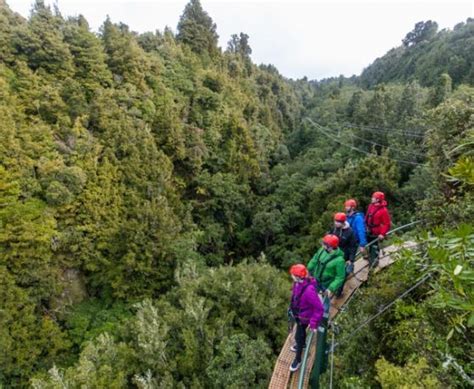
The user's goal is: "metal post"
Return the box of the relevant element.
[310,297,330,389]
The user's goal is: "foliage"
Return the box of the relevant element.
[177,0,219,56]
[361,18,474,87]
[375,357,441,388]
[0,0,472,386]
[31,261,289,387]
[329,226,473,388]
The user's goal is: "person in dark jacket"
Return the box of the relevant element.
[330,212,358,274]
[365,191,391,265]
[345,199,367,255]
[288,264,324,372]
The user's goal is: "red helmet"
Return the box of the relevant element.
[334,212,347,222]
[372,191,385,201]
[290,264,308,278]
[322,234,339,249]
[344,199,357,208]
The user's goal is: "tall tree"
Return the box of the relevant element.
[227,32,252,59]
[430,73,452,106]
[12,0,74,76]
[177,0,219,56]
[63,15,112,97]
[402,20,438,47]
[100,17,149,86]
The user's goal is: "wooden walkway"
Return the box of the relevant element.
[269,241,417,389]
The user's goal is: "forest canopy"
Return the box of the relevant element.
[0,0,472,387]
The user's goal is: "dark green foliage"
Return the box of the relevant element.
[361,18,474,87]
[227,32,252,60]
[177,0,219,56]
[12,0,74,76]
[32,261,289,387]
[206,334,272,388]
[0,0,472,386]
[402,20,438,47]
[0,0,303,385]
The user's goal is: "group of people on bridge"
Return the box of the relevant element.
[287,191,391,372]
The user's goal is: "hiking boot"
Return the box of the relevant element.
[290,359,301,372]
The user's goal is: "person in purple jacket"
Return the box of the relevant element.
[288,264,324,372]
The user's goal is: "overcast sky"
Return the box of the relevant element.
[6,0,474,80]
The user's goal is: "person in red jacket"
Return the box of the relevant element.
[365,191,391,265]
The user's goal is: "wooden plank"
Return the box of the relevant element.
[288,332,317,389]
[268,327,296,389]
[375,241,417,272]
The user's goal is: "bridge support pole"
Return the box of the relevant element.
[310,298,329,389]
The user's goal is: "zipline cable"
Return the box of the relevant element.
[343,123,425,139]
[337,220,422,315]
[332,272,432,351]
[346,131,426,158]
[303,118,424,166]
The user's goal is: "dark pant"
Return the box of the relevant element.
[346,261,354,274]
[294,320,308,363]
[368,234,380,265]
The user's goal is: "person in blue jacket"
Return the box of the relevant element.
[344,199,367,255]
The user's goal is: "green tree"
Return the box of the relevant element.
[63,15,112,97]
[227,32,252,59]
[100,17,149,86]
[206,334,272,388]
[402,20,438,47]
[12,0,74,76]
[430,72,452,106]
[177,0,219,56]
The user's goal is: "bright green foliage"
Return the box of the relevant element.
[65,299,132,350]
[0,0,473,386]
[375,357,441,388]
[426,224,474,332]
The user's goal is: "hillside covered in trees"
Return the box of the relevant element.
[0,0,472,387]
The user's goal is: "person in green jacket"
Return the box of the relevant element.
[307,234,346,301]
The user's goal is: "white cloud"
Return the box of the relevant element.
[6,0,473,79]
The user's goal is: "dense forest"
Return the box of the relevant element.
[0,0,472,387]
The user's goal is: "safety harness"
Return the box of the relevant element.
[289,281,315,320]
[313,250,340,291]
[365,206,386,231]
